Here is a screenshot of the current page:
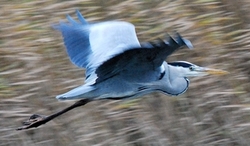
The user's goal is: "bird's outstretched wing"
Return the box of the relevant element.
[54,10,140,78]
[53,10,90,68]
[54,10,192,85]
[95,34,193,84]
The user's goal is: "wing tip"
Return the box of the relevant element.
[66,14,79,25]
[53,10,89,31]
[53,10,88,27]
[76,10,88,24]
[174,32,193,49]
[66,10,88,25]
[164,32,193,49]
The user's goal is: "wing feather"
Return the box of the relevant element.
[54,11,91,68]
[54,11,140,80]
[95,34,192,84]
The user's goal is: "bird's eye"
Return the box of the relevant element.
[189,66,195,71]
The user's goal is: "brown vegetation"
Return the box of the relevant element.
[1,0,250,145]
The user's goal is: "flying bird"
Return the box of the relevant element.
[17,10,228,130]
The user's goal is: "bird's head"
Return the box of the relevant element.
[168,61,229,77]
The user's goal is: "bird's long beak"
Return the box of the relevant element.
[197,67,229,75]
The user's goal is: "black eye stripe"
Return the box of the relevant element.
[168,62,193,68]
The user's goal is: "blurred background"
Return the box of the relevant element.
[1,0,250,145]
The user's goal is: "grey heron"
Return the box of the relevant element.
[17,10,228,130]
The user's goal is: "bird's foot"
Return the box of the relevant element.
[16,114,47,130]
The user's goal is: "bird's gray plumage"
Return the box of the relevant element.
[54,10,192,100]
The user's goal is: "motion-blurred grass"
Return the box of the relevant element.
[1,0,250,145]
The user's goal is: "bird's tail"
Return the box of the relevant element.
[56,85,95,101]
